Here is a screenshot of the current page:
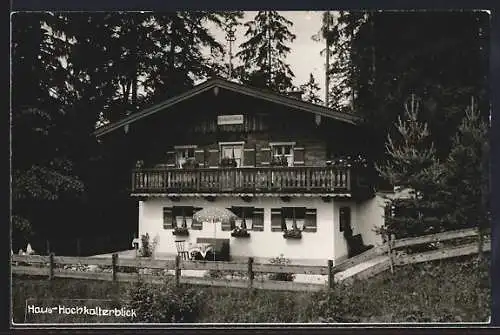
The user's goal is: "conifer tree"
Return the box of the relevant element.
[299,73,322,104]
[376,95,446,238]
[11,13,85,251]
[443,97,489,257]
[235,11,296,93]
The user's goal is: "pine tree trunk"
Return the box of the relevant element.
[370,12,376,87]
[267,11,272,87]
[131,25,138,106]
[325,11,330,107]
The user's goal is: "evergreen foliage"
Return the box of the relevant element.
[376,95,446,237]
[235,11,296,93]
[442,98,490,257]
[299,73,322,104]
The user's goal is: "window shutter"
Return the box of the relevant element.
[271,208,283,232]
[243,145,256,167]
[303,208,317,232]
[260,147,271,166]
[252,208,264,231]
[166,151,176,167]
[191,207,203,230]
[194,149,205,167]
[294,147,305,165]
[221,208,235,231]
[208,149,219,168]
[163,207,173,229]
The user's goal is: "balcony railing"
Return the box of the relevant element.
[131,166,354,194]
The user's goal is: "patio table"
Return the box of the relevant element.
[188,243,214,259]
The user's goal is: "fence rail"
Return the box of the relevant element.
[12,227,490,292]
[391,228,481,249]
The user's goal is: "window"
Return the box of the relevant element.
[231,207,254,230]
[271,207,316,232]
[219,142,244,167]
[282,207,306,230]
[173,206,194,228]
[270,142,295,166]
[174,145,196,168]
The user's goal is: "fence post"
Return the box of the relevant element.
[247,257,254,288]
[112,253,118,281]
[388,234,394,274]
[328,260,334,289]
[46,240,50,255]
[48,253,54,280]
[175,255,181,287]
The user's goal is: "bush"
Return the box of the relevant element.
[303,287,359,323]
[268,254,295,282]
[138,233,159,258]
[127,276,205,323]
[205,270,247,280]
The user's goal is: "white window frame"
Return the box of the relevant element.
[282,207,306,231]
[174,145,197,168]
[269,142,296,167]
[173,206,194,229]
[232,206,254,230]
[219,141,245,167]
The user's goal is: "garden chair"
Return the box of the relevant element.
[175,240,191,260]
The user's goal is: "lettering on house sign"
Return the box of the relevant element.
[217,114,244,125]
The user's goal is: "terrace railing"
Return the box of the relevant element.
[131,166,352,194]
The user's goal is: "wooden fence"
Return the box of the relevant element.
[12,227,490,292]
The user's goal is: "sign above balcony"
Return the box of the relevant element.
[217,114,244,125]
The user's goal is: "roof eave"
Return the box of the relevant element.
[93,78,361,138]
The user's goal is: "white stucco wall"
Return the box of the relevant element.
[330,196,386,261]
[138,197,336,264]
[138,195,386,265]
[332,200,356,261]
[356,194,386,247]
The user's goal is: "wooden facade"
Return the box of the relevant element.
[97,79,373,199]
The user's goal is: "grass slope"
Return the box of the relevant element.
[12,255,490,323]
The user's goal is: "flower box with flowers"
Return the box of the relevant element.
[231,227,250,238]
[283,228,302,239]
[328,154,369,169]
[270,155,289,167]
[220,157,238,168]
[172,226,189,236]
[182,159,199,169]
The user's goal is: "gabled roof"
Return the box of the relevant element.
[94,77,361,137]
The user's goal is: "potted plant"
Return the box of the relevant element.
[220,157,237,167]
[172,226,189,236]
[330,154,368,168]
[231,219,250,238]
[172,219,190,236]
[231,226,250,238]
[271,154,288,167]
[283,228,302,239]
[138,233,159,258]
[182,158,199,169]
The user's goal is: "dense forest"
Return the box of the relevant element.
[11,11,490,254]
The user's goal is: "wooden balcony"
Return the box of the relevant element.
[131,166,364,196]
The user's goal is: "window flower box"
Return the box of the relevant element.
[182,159,199,169]
[231,227,250,238]
[270,155,289,167]
[328,154,369,168]
[283,228,302,239]
[220,157,237,167]
[172,227,189,236]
